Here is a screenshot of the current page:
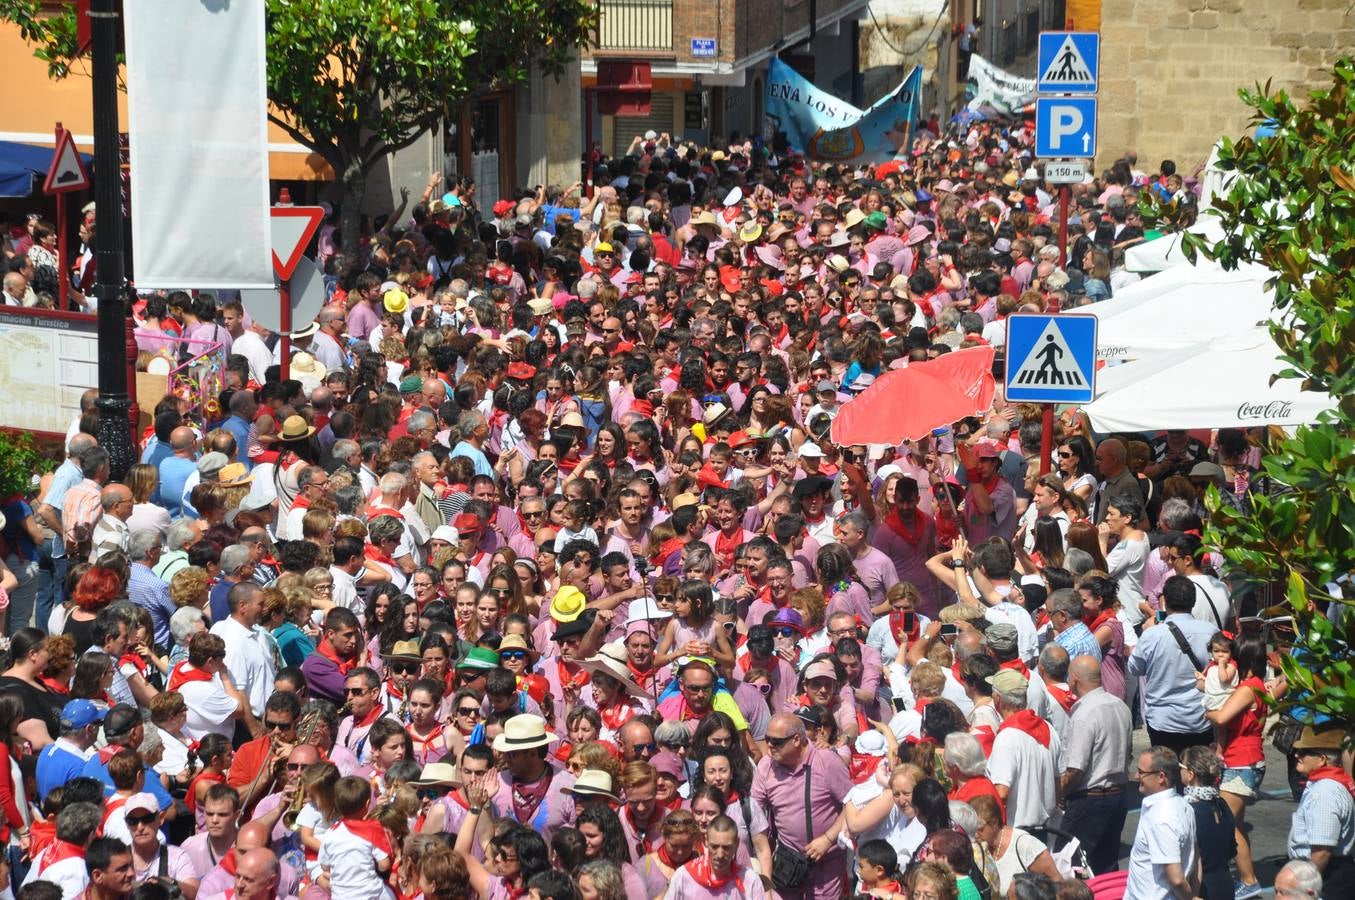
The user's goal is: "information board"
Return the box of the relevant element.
[0,307,98,435]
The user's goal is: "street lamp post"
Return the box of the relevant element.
[90,0,134,479]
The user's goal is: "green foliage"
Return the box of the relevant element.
[1144,60,1355,734]
[2,1,81,79]
[0,431,55,498]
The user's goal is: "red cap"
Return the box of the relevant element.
[492,200,514,217]
[505,362,537,381]
[727,430,754,449]
[453,512,481,532]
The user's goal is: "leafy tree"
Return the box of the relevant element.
[2,0,597,248]
[1151,60,1355,735]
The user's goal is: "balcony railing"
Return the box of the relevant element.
[597,0,674,54]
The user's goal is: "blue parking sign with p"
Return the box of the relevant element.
[1035,97,1097,158]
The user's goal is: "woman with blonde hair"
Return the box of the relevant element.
[125,464,171,537]
[169,566,211,612]
[567,738,621,782]
[577,859,627,900]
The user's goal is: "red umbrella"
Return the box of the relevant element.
[830,346,997,445]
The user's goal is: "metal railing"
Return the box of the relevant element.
[596,0,674,53]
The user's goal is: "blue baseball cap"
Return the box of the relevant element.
[60,699,106,730]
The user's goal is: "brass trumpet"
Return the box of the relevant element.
[283,784,308,831]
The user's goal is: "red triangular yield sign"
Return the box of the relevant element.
[44,130,91,195]
[270,206,325,280]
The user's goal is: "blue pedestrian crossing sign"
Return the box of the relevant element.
[1005,314,1097,404]
[1035,97,1097,158]
[1038,32,1100,93]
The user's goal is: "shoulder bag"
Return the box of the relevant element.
[769,764,814,891]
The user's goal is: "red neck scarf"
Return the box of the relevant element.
[884,507,927,547]
[290,495,311,512]
[167,661,213,691]
[599,700,637,733]
[558,659,590,691]
[350,703,384,732]
[1085,609,1115,633]
[624,804,662,854]
[316,639,357,675]
[39,839,85,870]
[407,723,445,760]
[849,752,884,784]
[889,610,920,645]
[999,658,1031,678]
[40,675,69,695]
[1044,682,1076,713]
[340,818,393,856]
[656,842,693,870]
[685,855,744,893]
[511,770,553,823]
[712,527,744,571]
[999,709,1051,748]
[365,543,397,568]
[1308,765,1355,800]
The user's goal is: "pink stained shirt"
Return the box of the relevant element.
[824,582,873,624]
[851,545,900,606]
[663,862,768,900]
[869,515,940,616]
[750,745,853,900]
[346,299,379,341]
[490,765,576,843]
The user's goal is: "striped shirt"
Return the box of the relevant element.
[1288,778,1355,859]
[1054,622,1103,661]
[61,478,103,547]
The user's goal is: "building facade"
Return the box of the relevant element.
[582,0,874,154]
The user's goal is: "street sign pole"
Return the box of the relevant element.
[53,123,67,313]
[1034,29,1099,474]
[280,280,292,381]
[1039,264,1064,476]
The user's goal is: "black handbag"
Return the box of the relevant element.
[1271,715,1305,756]
[769,765,814,891]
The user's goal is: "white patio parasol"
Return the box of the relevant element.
[1081,327,1335,432]
[1084,263,1274,362]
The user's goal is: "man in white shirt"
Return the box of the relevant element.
[985,669,1062,830]
[232,319,274,385]
[329,537,365,613]
[1017,475,1071,552]
[1127,746,1199,900]
[22,799,100,899]
[208,581,276,720]
[175,631,255,740]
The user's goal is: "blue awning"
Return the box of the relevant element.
[0,140,94,198]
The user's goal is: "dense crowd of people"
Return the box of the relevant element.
[0,119,1351,900]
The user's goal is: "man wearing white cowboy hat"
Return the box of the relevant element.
[485,714,576,840]
[562,769,621,807]
[578,642,653,741]
[289,352,327,395]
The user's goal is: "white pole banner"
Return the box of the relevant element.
[123,0,273,289]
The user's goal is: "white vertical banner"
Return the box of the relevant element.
[123,0,273,289]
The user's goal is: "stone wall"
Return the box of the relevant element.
[1096,0,1354,173]
[858,0,945,105]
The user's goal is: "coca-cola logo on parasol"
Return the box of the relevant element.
[1237,400,1293,420]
